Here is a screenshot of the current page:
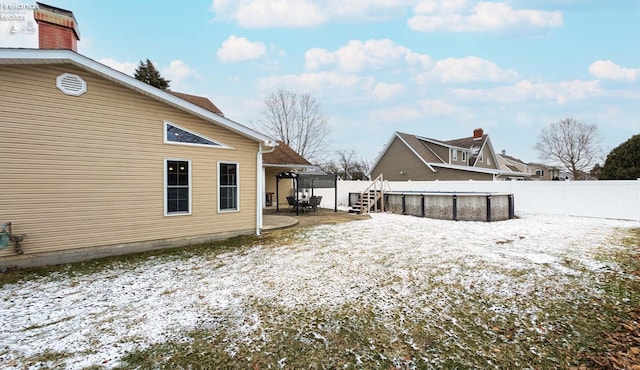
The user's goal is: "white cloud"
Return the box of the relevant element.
[416,99,459,115]
[217,35,267,63]
[370,105,423,122]
[305,39,431,73]
[321,0,410,21]
[589,60,639,82]
[98,58,138,76]
[452,79,601,104]
[258,71,377,101]
[415,56,519,84]
[408,1,563,32]
[212,0,410,28]
[212,0,325,28]
[371,99,459,122]
[370,82,405,101]
[162,60,201,87]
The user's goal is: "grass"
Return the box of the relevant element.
[110,228,640,369]
[4,227,640,369]
[0,232,289,289]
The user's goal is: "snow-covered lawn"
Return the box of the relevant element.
[0,213,637,368]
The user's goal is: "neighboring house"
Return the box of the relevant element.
[527,162,561,180]
[497,150,560,181]
[0,4,276,268]
[496,151,531,181]
[369,129,525,181]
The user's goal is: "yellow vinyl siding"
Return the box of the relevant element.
[0,64,258,257]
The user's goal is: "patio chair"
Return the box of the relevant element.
[286,196,298,212]
[307,195,321,213]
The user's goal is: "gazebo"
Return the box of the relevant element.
[275,171,337,215]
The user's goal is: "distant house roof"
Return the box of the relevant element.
[167,91,224,116]
[443,134,488,165]
[370,130,534,179]
[394,131,491,169]
[263,141,313,167]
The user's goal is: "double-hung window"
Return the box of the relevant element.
[219,162,239,212]
[165,159,191,215]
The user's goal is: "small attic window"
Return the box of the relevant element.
[164,121,232,149]
[56,73,87,96]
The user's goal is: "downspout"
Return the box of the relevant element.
[256,141,276,235]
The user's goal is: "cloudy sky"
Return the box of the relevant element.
[1,0,638,165]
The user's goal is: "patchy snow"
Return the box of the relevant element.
[0,213,637,368]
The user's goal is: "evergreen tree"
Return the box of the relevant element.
[600,134,640,180]
[134,59,170,90]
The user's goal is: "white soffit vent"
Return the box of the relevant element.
[56,73,87,96]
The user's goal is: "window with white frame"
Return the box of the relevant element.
[452,149,458,161]
[535,169,544,176]
[219,162,239,211]
[479,150,484,162]
[462,151,467,162]
[165,159,191,215]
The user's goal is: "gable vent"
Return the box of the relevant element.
[56,73,87,96]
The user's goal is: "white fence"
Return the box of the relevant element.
[313,179,640,221]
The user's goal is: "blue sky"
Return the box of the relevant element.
[1,0,639,165]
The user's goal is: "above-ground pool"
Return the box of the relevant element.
[350,191,515,222]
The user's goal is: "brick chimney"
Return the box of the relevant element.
[33,2,80,51]
[473,128,484,138]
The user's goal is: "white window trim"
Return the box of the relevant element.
[462,151,467,162]
[218,160,240,213]
[452,149,458,161]
[164,158,192,216]
[479,150,484,163]
[163,120,234,149]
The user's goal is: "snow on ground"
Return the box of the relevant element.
[0,213,637,368]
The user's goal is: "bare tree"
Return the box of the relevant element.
[337,150,357,180]
[534,118,599,180]
[319,151,371,180]
[255,88,330,163]
[318,160,339,175]
[353,157,372,180]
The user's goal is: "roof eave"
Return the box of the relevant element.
[0,48,276,145]
[429,162,500,175]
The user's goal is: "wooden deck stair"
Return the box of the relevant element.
[349,174,386,214]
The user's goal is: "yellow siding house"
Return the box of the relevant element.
[0,49,275,268]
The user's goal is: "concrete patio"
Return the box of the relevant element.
[261,207,370,232]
